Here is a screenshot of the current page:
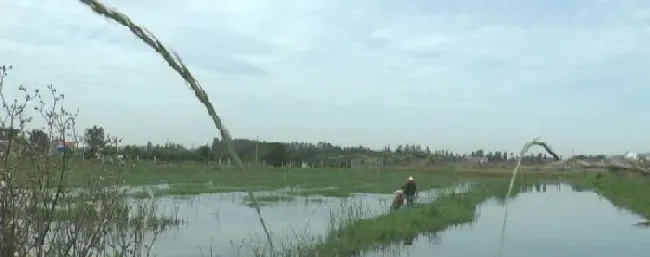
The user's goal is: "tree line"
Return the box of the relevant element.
[24,125,595,168]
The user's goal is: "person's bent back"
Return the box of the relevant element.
[391,188,405,211]
[403,176,417,207]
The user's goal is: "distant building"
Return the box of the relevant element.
[0,127,20,142]
[0,127,22,154]
[51,140,79,153]
[624,151,638,160]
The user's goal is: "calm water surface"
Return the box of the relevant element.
[144,183,649,257]
[362,183,650,257]
[146,186,459,257]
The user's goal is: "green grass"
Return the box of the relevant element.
[239,188,346,206]
[119,164,463,193]
[56,160,650,255]
[289,187,352,198]
[29,202,182,231]
[160,183,238,195]
[61,160,580,194]
[584,172,650,219]
[242,192,298,206]
[49,159,650,256]
[126,181,351,206]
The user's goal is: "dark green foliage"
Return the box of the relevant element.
[84,125,105,156]
[28,129,50,153]
[263,142,289,167]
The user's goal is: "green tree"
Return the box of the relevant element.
[28,129,50,153]
[264,142,289,167]
[196,145,212,162]
[84,125,105,156]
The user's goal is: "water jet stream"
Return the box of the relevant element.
[497,138,560,257]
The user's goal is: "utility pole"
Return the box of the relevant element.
[255,136,259,165]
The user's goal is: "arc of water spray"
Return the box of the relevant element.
[497,137,561,257]
[77,0,275,253]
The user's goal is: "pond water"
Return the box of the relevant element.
[361,183,650,257]
[141,182,650,257]
[146,186,462,257]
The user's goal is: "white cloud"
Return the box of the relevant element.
[1,0,650,155]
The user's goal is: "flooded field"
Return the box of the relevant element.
[134,182,650,257]
[362,183,650,257]
[143,186,460,257]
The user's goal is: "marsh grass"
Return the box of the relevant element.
[160,183,234,196]
[586,173,650,221]
[91,164,575,189]
[127,190,165,199]
[305,183,516,256]
[118,169,470,199]
[232,180,532,257]
[241,187,350,207]
[242,193,298,207]
[30,200,182,227]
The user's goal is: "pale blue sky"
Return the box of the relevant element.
[2,0,650,155]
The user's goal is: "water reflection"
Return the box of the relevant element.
[633,220,650,227]
[143,185,469,257]
[150,192,381,257]
[361,183,650,257]
[403,234,415,246]
[523,182,594,194]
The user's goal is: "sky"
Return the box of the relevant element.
[2,0,650,156]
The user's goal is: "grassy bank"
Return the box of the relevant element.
[586,173,650,219]
[62,160,581,196]
[293,173,647,257]
[270,180,531,257]
[118,165,463,193]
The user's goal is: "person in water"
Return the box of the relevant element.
[391,186,405,211]
[403,176,417,208]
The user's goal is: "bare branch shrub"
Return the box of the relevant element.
[0,65,179,257]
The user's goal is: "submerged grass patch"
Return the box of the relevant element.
[32,202,183,231]
[241,188,338,206]
[161,183,236,195]
[124,166,461,193]
[242,193,297,206]
[289,188,352,198]
[252,180,534,257]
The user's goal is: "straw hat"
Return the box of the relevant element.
[408,176,414,181]
[394,189,403,194]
